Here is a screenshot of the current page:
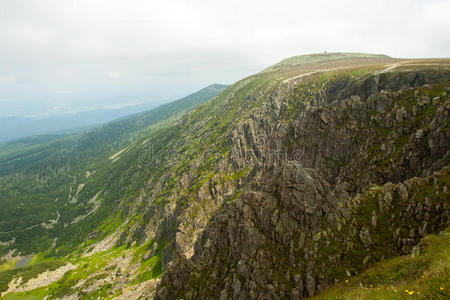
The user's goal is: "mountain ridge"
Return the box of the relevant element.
[0,53,449,299]
[264,52,392,72]
[0,84,229,144]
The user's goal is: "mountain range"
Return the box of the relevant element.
[0,85,228,144]
[0,53,448,300]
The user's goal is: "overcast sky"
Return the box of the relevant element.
[0,0,449,117]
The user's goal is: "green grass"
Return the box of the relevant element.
[312,230,450,299]
[0,84,227,257]
[265,52,390,71]
[0,259,18,273]
[1,288,49,300]
[0,260,65,293]
[0,237,166,299]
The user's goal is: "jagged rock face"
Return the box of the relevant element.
[155,70,450,299]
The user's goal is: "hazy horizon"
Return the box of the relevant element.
[1,0,449,118]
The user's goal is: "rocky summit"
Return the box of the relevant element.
[0,53,449,299]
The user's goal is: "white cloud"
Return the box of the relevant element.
[0,74,18,84]
[107,71,121,80]
[0,0,448,114]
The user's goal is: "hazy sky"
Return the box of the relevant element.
[0,0,449,117]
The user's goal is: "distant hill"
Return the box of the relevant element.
[0,83,229,175]
[0,103,156,144]
[0,84,228,143]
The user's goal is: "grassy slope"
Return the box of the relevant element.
[0,238,166,299]
[0,84,229,171]
[0,86,231,298]
[0,84,228,255]
[312,230,450,300]
[264,52,390,71]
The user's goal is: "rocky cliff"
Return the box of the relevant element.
[1,54,448,300]
[155,58,450,299]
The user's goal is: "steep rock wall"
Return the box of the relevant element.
[156,70,449,299]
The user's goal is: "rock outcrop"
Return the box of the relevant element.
[155,68,450,299]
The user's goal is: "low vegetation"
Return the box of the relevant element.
[312,230,450,300]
